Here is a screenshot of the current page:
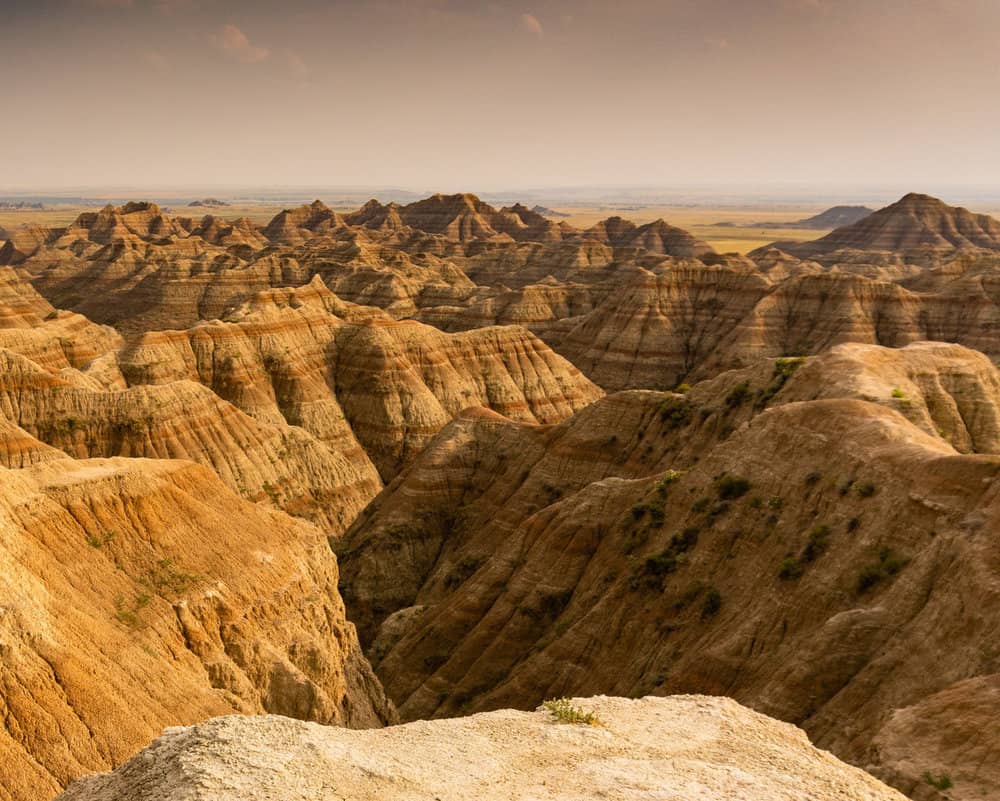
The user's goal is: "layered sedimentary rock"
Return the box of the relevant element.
[121,277,602,481]
[57,696,904,801]
[0,347,379,533]
[776,341,1000,453]
[775,193,1000,256]
[337,356,1000,798]
[586,216,716,257]
[554,262,771,390]
[0,456,393,801]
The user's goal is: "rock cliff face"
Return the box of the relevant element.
[120,277,602,481]
[0,456,393,801]
[56,696,904,801]
[336,347,1000,799]
[0,347,379,534]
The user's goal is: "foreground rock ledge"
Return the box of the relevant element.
[57,696,904,801]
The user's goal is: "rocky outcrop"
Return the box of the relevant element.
[555,262,771,390]
[121,277,601,481]
[337,369,1000,798]
[0,456,393,801]
[776,341,1000,453]
[0,266,56,327]
[0,347,380,534]
[586,216,716,258]
[775,193,1000,256]
[56,696,904,801]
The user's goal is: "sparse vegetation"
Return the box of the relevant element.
[801,524,831,563]
[805,471,822,486]
[444,556,484,589]
[778,523,832,579]
[922,771,953,791]
[674,382,692,394]
[658,397,693,429]
[635,527,700,590]
[857,547,909,593]
[778,557,803,580]
[725,381,752,408]
[86,530,116,549]
[715,475,751,500]
[855,480,876,498]
[891,387,906,399]
[700,587,722,619]
[757,357,806,406]
[542,697,601,726]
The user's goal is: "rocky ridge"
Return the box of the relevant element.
[0,455,393,801]
[56,696,905,801]
[337,343,1000,799]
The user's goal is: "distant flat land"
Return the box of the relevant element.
[555,205,833,254]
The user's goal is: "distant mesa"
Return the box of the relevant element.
[531,205,570,218]
[0,201,45,210]
[767,193,1000,256]
[188,198,230,207]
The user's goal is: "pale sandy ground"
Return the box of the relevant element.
[57,695,905,801]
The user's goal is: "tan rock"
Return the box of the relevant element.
[0,456,393,801]
[56,696,904,801]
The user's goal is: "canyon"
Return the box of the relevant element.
[2,190,1000,800]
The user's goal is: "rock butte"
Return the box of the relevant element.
[56,697,905,801]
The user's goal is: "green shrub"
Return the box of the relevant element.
[725,381,752,408]
[700,587,722,619]
[778,557,803,580]
[674,383,692,394]
[715,475,751,500]
[805,471,822,486]
[801,524,831,563]
[543,698,601,726]
[855,481,876,498]
[857,547,909,593]
[757,357,806,406]
[891,387,906,399]
[658,397,693,429]
[922,771,953,791]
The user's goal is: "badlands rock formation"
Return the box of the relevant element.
[776,193,1000,256]
[337,345,1000,799]
[0,455,392,801]
[4,192,1000,801]
[57,696,905,801]
[7,192,1000,397]
[119,277,601,481]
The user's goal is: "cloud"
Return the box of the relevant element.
[520,13,543,37]
[285,51,310,79]
[213,23,270,64]
[141,49,169,71]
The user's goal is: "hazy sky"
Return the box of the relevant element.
[3,0,999,192]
